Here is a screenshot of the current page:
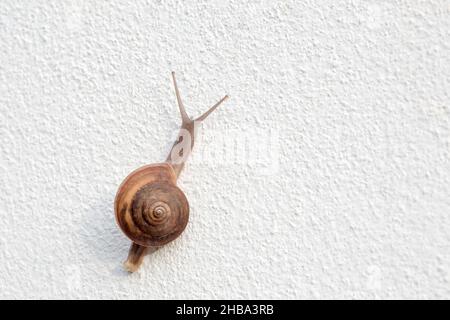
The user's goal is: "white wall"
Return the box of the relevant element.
[1,0,449,299]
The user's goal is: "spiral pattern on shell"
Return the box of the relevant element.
[130,182,188,243]
[115,163,189,247]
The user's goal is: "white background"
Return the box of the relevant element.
[1,0,449,299]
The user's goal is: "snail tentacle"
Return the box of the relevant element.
[171,71,190,124]
[195,95,229,122]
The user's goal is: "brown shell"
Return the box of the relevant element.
[114,163,189,247]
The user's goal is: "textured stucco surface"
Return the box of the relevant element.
[1,0,449,299]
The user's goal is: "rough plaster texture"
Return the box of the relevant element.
[0,0,449,299]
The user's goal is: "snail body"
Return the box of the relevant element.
[114,72,228,272]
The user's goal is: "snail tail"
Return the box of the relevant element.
[124,243,153,272]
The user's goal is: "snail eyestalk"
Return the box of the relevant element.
[171,72,190,124]
[195,95,229,122]
[171,71,229,124]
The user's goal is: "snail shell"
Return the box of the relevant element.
[114,163,189,247]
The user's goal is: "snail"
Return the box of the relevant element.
[114,72,228,272]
